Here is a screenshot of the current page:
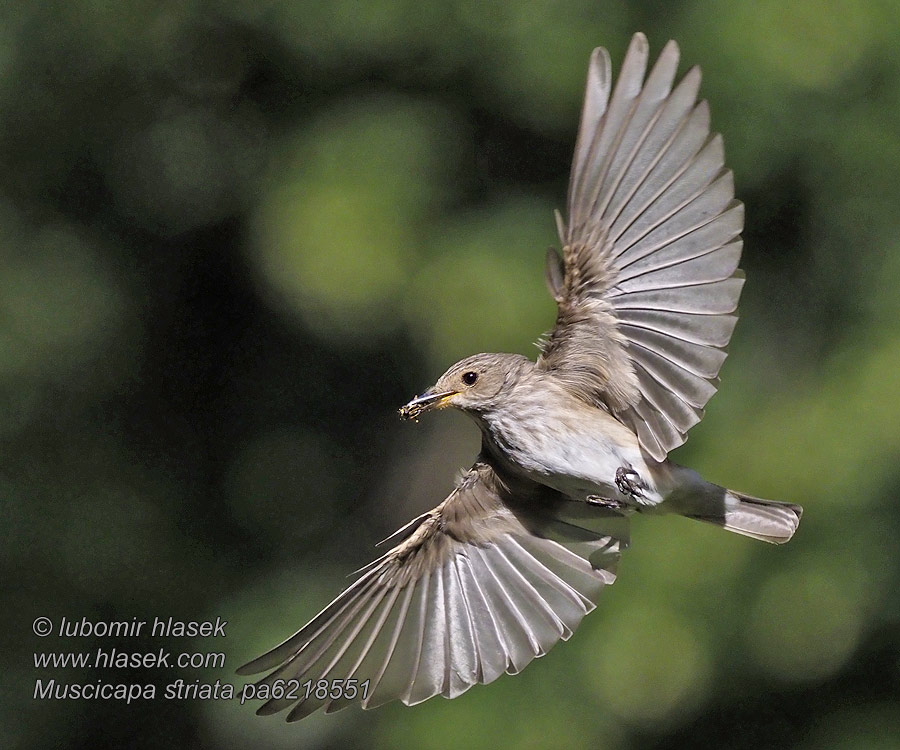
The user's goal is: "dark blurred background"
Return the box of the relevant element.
[5,1,900,748]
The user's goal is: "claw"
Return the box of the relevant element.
[615,466,647,500]
[587,495,626,511]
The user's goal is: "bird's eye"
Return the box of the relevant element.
[462,371,479,386]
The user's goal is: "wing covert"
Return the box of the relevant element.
[539,33,744,460]
[237,461,627,721]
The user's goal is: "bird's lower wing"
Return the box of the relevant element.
[237,461,628,721]
[539,33,743,461]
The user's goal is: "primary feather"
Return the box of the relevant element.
[238,462,627,720]
[539,32,744,461]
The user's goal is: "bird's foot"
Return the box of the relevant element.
[615,466,648,502]
[586,495,626,511]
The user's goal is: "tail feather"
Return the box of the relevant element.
[689,491,802,545]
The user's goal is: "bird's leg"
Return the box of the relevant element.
[586,495,626,511]
[615,466,648,502]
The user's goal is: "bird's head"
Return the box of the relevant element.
[399,353,529,421]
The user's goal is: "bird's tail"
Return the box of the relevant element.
[687,490,802,545]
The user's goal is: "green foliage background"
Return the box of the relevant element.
[4,1,900,748]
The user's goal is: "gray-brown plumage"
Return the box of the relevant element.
[238,33,802,722]
[541,34,744,460]
[239,461,626,720]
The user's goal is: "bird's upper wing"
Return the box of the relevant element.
[538,33,744,461]
[237,460,628,721]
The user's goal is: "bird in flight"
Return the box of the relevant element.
[238,32,803,721]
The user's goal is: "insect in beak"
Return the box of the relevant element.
[398,389,457,421]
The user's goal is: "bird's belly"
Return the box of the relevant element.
[484,409,660,502]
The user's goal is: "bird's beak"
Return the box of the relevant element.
[398,389,457,421]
